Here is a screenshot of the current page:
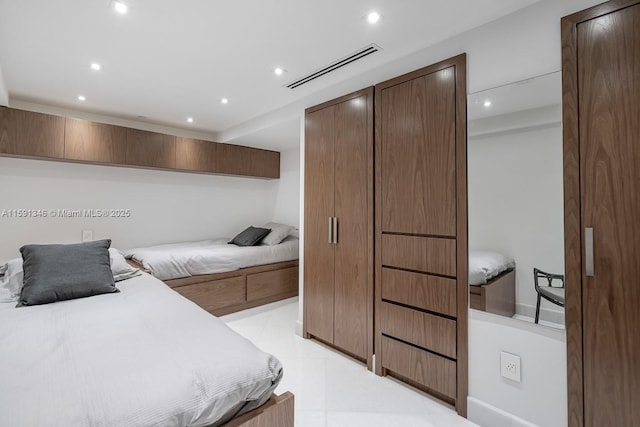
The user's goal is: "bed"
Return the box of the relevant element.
[468,251,516,317]
[0,268,294,427]
[125,232,300,316]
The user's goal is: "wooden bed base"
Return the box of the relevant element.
[218,392,294,427]
[128,259,299,316]
[469,269,516,317]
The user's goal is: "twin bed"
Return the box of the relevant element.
[468,251,516,317]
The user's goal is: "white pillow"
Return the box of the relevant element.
[468,251,515,286]
[261,222,293,246]
[109,248,142,282]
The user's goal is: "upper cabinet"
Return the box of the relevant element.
[0,107,65,159]
[0,106,280,179]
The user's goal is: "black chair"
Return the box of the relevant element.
[533,268,565,324]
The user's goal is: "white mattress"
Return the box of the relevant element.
[0,273,282,427]
[125,236,299,281]
[469,251,515,286]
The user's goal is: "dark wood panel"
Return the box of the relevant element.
[468,270,515,317]
[165,261,298,288]
[249,148,280,179]
[223,392,295,427]
[173,275,245,312]
[125,128,176,169]
[333,91,371,360]
[175,137,215,172]
[578,5,640,426]
[381,336,456,400]
[64,118,127,164]
[215,143,249,176]
[380,302,456,359]
[382,234,456,277]
[0,107,64,158]
[303,105,335,343]
[382,268,456,317]
[247,266,298,301]
[379,67,456,236]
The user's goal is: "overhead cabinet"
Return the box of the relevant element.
[303,87,374,367]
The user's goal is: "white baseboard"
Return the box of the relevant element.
[468,397,539,427]
[295,319,303,337]
[516,302,565,326]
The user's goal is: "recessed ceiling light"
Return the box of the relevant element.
[187,117,194,123]
[113,1,128,14]
[221,98,229,104]
[77,95,86,101]
[274,67,285,76]
[90,62,101,71]
[367,11,381,24]
[484,100,492,107]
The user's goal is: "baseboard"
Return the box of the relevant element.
[468,397,539,427]
[295,319,303,337]
[515,303,565,326]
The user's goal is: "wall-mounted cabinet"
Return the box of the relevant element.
[0,106,280,179]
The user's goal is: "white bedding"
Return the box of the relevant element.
[0,273,282,427]
[125,236,299,281]
[469,251,515,286]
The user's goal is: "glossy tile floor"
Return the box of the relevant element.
[222,298,478,427]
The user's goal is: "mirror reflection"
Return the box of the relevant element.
[467,71,565,329]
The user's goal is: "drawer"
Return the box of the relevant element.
[247,266,299,301]
[173,276,245,312]
[382,234,456,276]
[380,302,456,358]
[382,268,456,317]
[381,336,456,400]
[469,291,485,311]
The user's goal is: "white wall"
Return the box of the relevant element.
[0,157,281,262]
[272,146,301,229]
[468,114,565,324]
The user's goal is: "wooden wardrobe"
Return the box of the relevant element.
[562,1,640,426]
[303,88,374,367]
[374,54,468,415]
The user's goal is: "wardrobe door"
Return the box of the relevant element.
[303,105,336,343]
[333,91,372,360]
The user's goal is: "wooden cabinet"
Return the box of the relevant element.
[303,87,373,366]
[563,2,640,426]
[64,118,127,164]
[175,137,216,172]
[0,107,65,159]
[125,128,176,169]
[374,54,467,414]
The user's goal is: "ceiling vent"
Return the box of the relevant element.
[285,44,382,89]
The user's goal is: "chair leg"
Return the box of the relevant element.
[535,294,542,324]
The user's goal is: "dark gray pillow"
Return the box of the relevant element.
[229,226,271,247]
[18,239,118,307]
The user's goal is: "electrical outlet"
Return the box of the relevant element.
[500,351,521,383]
[81,229,93,242]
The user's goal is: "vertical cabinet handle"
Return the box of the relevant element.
[585,227,594,277]
[328,217,333,244]
[332,217,338,244]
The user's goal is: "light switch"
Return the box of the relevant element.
[81,230,93,242]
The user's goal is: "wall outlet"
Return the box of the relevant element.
[500,351,521,383]
[81,229,93,242]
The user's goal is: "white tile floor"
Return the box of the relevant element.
[222,298,479,427]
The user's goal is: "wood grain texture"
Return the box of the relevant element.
[578,4,640,425]
[247,266,299,301]
[303,104,335,343]
[468,269,515,317]
[64,118,127,164]
[382,268,456,317]
[0,107,64,158]
[220,392,294,427]
[215,144,279,178]
[381,336,456,400]
[380,302,457,359]
[173,276,245,312]
[175,137,215,172]
[382,234,456,277]
[125,128,176,169]
[333,91,371,360]
[165,261,299,288]
[379,67,456,236]
[249,148,280,179]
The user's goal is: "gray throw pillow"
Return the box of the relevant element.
[229,226,271,247]
[18,239,118,306]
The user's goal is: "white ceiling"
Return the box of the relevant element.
[0,0,540,149]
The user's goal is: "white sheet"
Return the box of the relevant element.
[0,273,282,427]
[125,236,299,281]
[469,251,515,286]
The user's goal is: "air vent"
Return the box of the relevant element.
[285,44,381,89]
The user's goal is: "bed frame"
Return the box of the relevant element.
[469,269,516,317]
[128,260,299,316]
[218,392,294,427]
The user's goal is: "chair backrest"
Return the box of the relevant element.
[533,268,565,292]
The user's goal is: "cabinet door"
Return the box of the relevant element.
[125,129,176,169]
[0,107,64,158]
[333,93,371,358]
[379,68,456,236]
[304,105,335,343]
[65,118,127,164]
[175,137,215,172]
[578,5,640,425]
